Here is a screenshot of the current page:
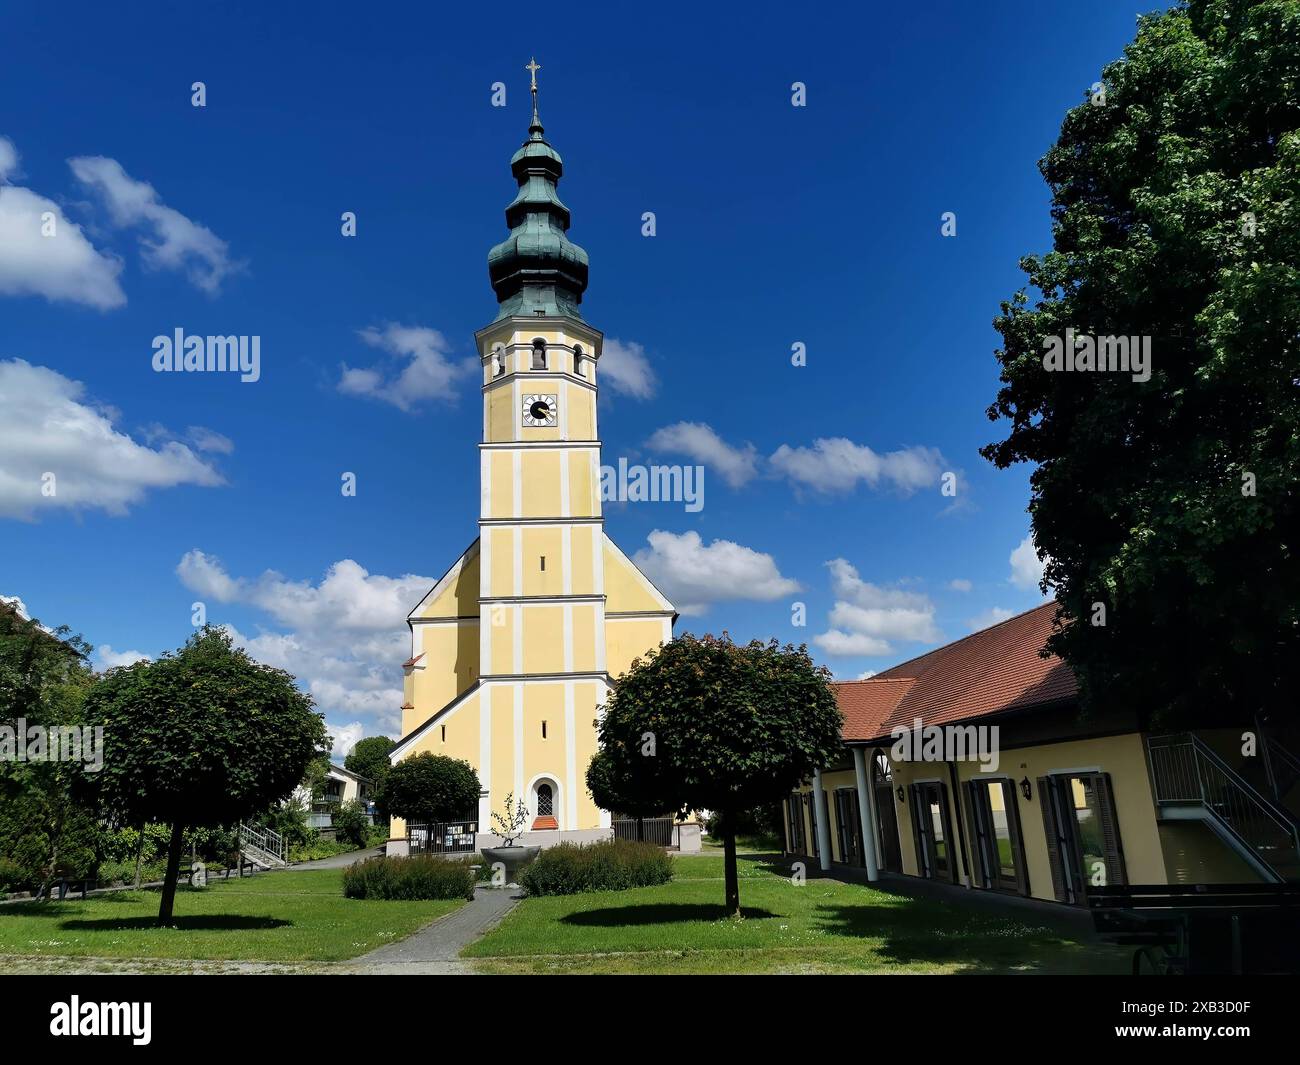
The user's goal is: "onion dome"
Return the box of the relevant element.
[487,60,589,321]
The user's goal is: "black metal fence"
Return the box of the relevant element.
[611,817,674,846]
[408,820,478,855]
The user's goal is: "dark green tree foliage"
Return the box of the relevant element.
[594,634,842,915]
[83,627,327,924]
[585,748,671,841]
[0,601,98,893]
[384,753,481,825]
[345,735,395,818]
[332,799,372,849]
[983,0,1300,729]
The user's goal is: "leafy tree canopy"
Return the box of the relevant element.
[84,626,328,829]
[594,633,842,913]
[344,735,396,784]
[384,753,481,825]
[983,0,1300,729]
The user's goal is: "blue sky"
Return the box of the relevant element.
[0,0,1160,754]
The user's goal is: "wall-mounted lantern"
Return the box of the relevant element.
[1019,777,1033,801]
[896,786,905,804]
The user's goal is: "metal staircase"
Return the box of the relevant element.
[1146,733,1300,883]
[237,823,289,869]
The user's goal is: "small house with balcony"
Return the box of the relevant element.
[294,765,376,832]
[785,602,1300,905]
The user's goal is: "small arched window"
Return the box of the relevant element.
[492,344,506,377]
[536,782,554,817]
[574,344,585,377]
[531,338,547,370]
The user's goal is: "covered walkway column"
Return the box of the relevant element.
[852,746,880,882]
[811,768,832,872]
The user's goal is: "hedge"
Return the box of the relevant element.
[342,854,476,901]
[519,838,673,896]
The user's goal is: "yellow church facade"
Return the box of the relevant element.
[387,66,675,848]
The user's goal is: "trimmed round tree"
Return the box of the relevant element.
[83,627,327,925]
[384,753,481,826]
[595,634,843,915]
[585,748,671,842]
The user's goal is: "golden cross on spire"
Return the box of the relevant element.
[526,57,541,93]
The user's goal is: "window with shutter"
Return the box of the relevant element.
[1038,775,1071,903]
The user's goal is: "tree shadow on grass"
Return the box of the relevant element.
[810,901,1126,974]
[59,916,292,932]
[561,903,778,927]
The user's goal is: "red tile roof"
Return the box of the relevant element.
[833,602,1077,742]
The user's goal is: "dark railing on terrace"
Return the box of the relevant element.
[407,820,478,855]
[611,817,674,847]
[1146,733,1300,882]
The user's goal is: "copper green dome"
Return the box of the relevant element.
[487,81,589,321]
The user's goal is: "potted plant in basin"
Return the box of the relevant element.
[481,793,539,887]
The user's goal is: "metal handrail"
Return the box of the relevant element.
[238,822,286,863]
[1147,733,1300,877]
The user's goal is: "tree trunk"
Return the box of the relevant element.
[133,827,145,890]
[636,816,644,842]
[157,820,186,926]
[722,812,740,917]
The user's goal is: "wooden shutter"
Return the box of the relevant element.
[937,784,959,883]
[1001,781,1031,897]
[963,781,989,889]
[1038,776,1069,903]
[908,786,928,877]
[1090,772,1128,888]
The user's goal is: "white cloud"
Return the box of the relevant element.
[329,722,366,759]
[812,558,941,659]
[96,645,151,669]
[186,426,234,454]
[68,155,239,294]
[770,438,943,495]
[645,422,759,488]
[1009,534,1047,591]
[967,606,1014,632]
[857,670,878,680]
[0,137,18,182]
[0,359,224,520]
[0,137,126,310]
[339,323,474,411]
[178,552,436,734]
[599,338,657,400]
[631,529,799,616]
[949,578,973,593]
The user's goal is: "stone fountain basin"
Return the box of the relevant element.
[480,845,541,886]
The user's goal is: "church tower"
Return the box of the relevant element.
[389,62,676,846]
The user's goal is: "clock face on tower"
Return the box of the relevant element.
[521,393,558,427]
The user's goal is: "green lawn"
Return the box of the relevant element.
[0,870,463,963]
[464,854,1129,975]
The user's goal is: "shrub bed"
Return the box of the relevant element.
[519,839,673,896]
[342,855,476,901]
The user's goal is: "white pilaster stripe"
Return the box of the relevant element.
[513,603,523,675]
[512,450,523,521]
[562,526,573,595]
[564,680,577,826]
[479,691,492,825]
[563,604,574,673]
[594,599,607,673]
[559,447,570,518]
[479,527,492,670]
[513,682,524,803]
[480,449,491,518]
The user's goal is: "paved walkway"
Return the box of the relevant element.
[285,846,384,870]
[343,885,522,974]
